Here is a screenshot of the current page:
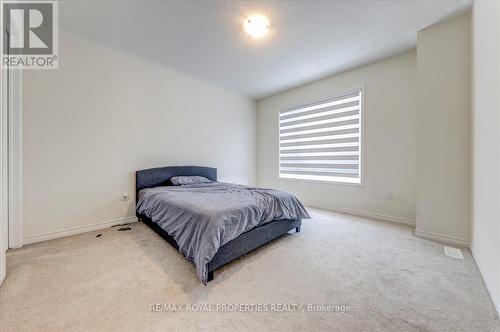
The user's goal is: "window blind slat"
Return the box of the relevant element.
[280,133,359,144]
[280,173,360,183]
[279,90,362,184]
[280,155,359,161]
[280,99,359,118]
[280,93,360,117]
[280,151,358,157]
[280,167,359,174]
[283,148,359,156]
[280,114,360,131]
[280,159,359,165]
[280,164,359,170]
[280,105,360,124]
[281,137,358,148]
[280,124,359,137]
[280,170,360,178]
[280,142,359,151]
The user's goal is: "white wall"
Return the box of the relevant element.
[0,62,7,284]
[22,29,256,242]
[257,51,417,223]
[471,0,500,314]
[415,13,471,247]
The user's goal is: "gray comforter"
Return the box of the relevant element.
[136,182,310,284]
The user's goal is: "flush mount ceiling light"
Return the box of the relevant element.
[243,15,270,38]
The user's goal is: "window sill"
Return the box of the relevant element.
[278,176,365,188]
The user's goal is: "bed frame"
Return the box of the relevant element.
[135,166,301,283]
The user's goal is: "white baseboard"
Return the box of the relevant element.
[303,201,416,227]
[414,229,469,248]
[23,216,138,245]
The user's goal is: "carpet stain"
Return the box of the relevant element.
[111,222,134,228]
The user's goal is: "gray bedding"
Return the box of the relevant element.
[136,182,310,284]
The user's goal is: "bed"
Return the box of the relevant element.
[135,166,310,284]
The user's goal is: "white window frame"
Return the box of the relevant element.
[277,87,365,186]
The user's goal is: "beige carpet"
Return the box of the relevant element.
[1,208,498,332]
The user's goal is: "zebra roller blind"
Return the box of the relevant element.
[279,89,362,184]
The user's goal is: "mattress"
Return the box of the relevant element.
[136,182,310,283]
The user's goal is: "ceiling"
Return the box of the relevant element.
[60,0,472,99]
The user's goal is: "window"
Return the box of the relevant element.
[279,89,362,184]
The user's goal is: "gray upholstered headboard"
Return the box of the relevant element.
[135,166,217,200]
